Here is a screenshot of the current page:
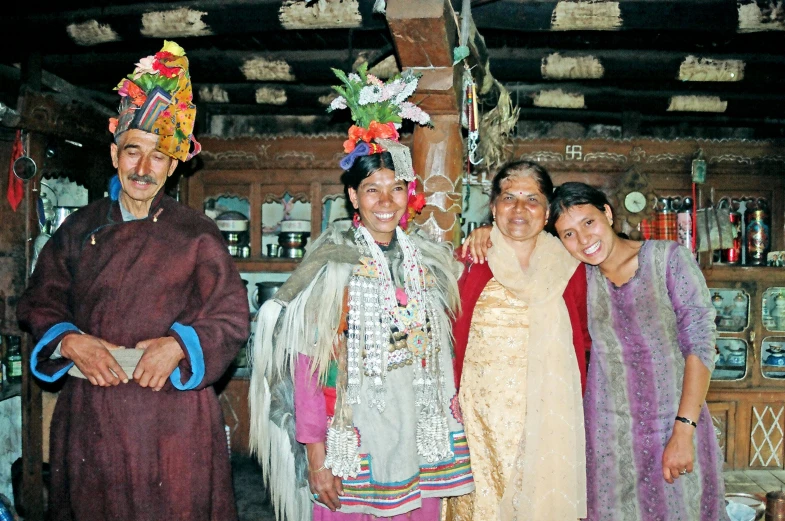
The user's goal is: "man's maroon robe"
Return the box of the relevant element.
[17,192,249,521]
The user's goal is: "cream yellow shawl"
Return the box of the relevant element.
[487,226,587,520]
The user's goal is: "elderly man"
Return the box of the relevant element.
[17,41,249,521]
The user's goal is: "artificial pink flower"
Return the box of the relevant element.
[133,56,158,78]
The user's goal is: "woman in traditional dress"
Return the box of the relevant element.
[549,182,728,521]
[446,160,589,521]
[249,66,473,521]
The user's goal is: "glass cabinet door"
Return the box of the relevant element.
[710,288,750,333]
[762,287,785,332]
[761,336,785,380]
[712,338,748,381]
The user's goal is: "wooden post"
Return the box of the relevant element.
[19,52,45,521]
[412,116,464,244]
[21,135,45,521]
[386,0,464,244]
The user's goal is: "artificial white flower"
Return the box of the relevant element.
[358,85,382,106]
[330,96,348,111]
[379,80,405,102]
[399,102,431,126]
[394,76,418,105]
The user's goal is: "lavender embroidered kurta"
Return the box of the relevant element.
[584,241,728,521]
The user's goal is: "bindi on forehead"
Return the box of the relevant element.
[504,190,540,198]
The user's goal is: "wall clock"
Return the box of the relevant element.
[612,167,657,240]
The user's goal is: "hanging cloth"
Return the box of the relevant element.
[6,130,24,211]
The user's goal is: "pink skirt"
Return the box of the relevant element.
[312,498,440,521]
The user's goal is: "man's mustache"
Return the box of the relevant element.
[127,173,158,185]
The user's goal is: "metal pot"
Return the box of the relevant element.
[52,206,80,233]
[252,282,282,311]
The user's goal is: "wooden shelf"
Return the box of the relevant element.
[702,264,785,281]
[0,382,20,402]
[234,257,301,272]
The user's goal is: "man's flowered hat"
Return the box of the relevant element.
[108,40,200,162]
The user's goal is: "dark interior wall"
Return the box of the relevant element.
[0,131,27,337]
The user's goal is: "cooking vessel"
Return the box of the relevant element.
[252,282,282,311]
[52,206,80,233]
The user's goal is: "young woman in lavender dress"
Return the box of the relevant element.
[549,182,728,521]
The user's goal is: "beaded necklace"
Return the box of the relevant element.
[329,226,453,470]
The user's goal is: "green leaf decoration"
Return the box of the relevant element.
[453,45,470,65]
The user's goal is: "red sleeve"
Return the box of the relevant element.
[452,261,492,391]
[563,263,590,394]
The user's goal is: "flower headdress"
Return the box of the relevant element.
[108,40,200,162]
[328,63,430,228]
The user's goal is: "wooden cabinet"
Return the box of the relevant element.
[703,267,785,470]
[183,136,346,273]
[184,167,343,272]
[183,136,346,454]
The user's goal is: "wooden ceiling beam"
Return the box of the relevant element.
[469,0,783,32]
[488,48,785,86]
[39,49,381,87]
[0,0,386,52]
[516,107,785,127]
[192,83,335,109]
[387,0,462,114]
[505,83,785,117]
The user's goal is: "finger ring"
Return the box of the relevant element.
[680,470,687,475]
[313,493,319,499]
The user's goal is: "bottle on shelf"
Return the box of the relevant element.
[721,201,742,264]
[676,197,693,250]
[763,292,776,330]
[5,335,21,385]
[745,199,770,266]
[773,293,785,331]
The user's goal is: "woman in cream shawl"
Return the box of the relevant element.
[447,161,589,520]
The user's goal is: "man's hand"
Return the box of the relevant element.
[60,333,128,387]
[460,224,493,264]
[133,337,186,392]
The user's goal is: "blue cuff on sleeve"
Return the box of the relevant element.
[169,322,205,391]
[31,323,80,382]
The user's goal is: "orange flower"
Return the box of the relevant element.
[343,138,356,153]
[126,81,147,107]
[108,118,118,134]
[343,122,400,153]
[344,125,368,152]
[368,121,399,141]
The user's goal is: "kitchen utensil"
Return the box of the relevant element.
[12,156,37,180]
[278,231,309,258]
[266,244,280,257]
[51,206,80,233]
[252,282,282,310]
[216,211,249,257]
[766,491,785,520]
[280,220,310,233]
[726,492,765,520]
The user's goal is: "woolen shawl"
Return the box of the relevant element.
[486,226,587,521]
